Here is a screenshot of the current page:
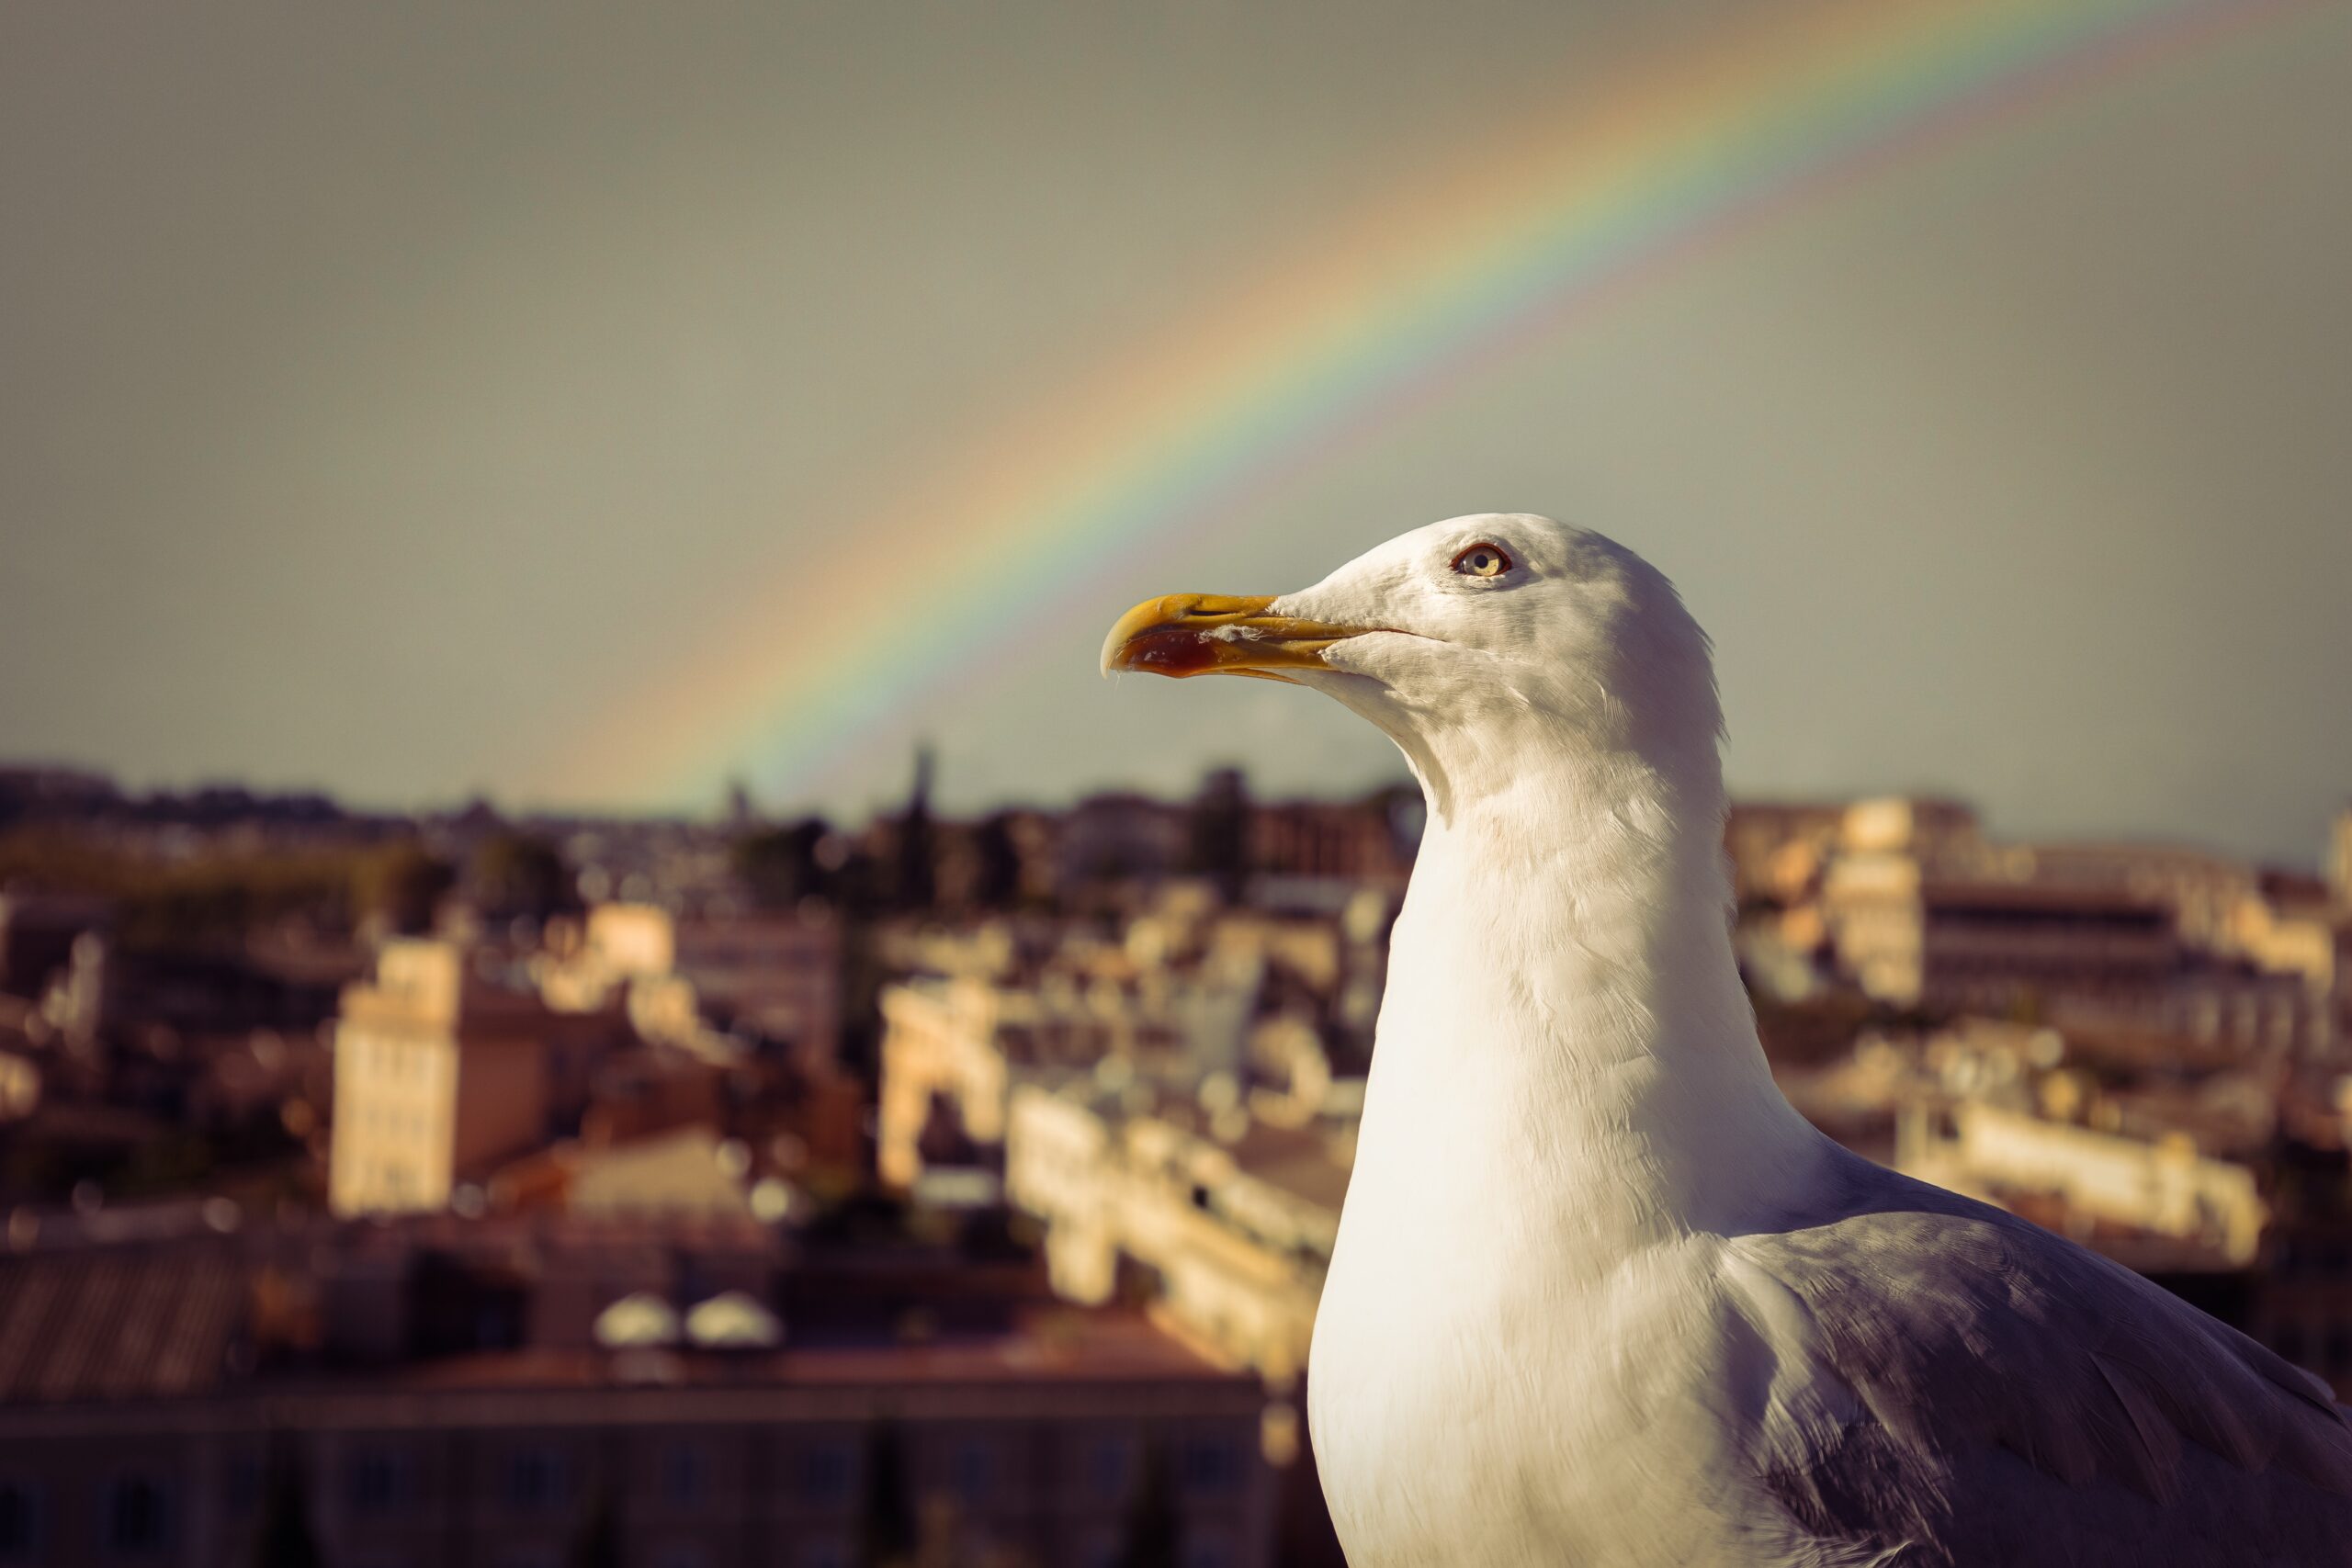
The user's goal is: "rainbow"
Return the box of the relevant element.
[541,0,2296,810]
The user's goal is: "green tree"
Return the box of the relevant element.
[470,831,574,921]
[353,840,454,935]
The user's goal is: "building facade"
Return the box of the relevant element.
[328,942,614,1216]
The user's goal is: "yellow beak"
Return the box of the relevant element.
[1100,593,1368,683]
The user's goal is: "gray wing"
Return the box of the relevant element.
[1723,1151,2352,1567]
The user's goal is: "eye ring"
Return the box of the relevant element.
[1451,542,1513,579]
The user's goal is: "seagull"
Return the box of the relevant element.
[1102,514,2352,1567]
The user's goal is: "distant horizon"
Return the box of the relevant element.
[7,751,2342,876]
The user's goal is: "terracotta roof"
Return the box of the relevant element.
[0,1242,244,1403]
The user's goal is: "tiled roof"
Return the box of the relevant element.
[0,1241,244,1403]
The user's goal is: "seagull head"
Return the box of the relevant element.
[1102,513,1722,819]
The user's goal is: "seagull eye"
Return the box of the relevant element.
[1451,543,1512,579]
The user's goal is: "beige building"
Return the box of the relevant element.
[1006,1084,1350,1391]
[1798,796,2352,1056]
[1898,1099,2267,1267]
[1838,796,1985,869]
[876,977,1024,1190]
[328,941,612,1216]
[874,890,1379,1198]
[1823,856,2178,1010]
[875,894,1369,1398]
[875,970,1213,1194]
[1824,857,2333,1055]
[545,902,841,1072]
[2007,841,2259,953]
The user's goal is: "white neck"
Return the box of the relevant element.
[1355,740,1826,1253]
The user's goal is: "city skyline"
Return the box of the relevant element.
[9,6,2352,1562]
[5,2,2350,863]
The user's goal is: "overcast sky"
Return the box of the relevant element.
[4,2,2349,863]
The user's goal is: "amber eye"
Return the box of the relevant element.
[1452,542,1512,578]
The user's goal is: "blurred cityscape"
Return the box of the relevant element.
[2,755,2351,1567]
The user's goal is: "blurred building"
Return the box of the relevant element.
[546,817,748,915]
[0,1219,1276,1568]
[1056,794,1187,892]
[1246,796,1417,886]
[1794,796,2345,1055]
[876,886,1380,1200]
[488,1122,764,1223]
[327,940,620,1216]
[1007,1082,1350,1391]
[551,901,842,1073]
[0,893,108,1002]
[44,931,353,1050]
[1823,857,2171,1006]
[1897,1098,2267,1268]
[1722,801,1846,905]
[2001,841,2260,953]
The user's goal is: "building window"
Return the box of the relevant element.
[0,1481,40,1560]
[477,1304,522,1350]
[1180,1438,1241,1496]
[799,1443,853,1505]
[347,1446,412,1515]
[222,1452,264,1517]
[1086,1437,1131,1501]
[950,1439,995,1503]
[103,1474,171,1556]
[662,1441,705,1506]
[503,1448,567,1514]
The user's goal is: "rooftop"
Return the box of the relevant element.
[0,1240,244,1404]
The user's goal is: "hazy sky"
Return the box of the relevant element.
[4,2,2349,863]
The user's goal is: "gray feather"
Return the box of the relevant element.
[1724,1150,2352,1566]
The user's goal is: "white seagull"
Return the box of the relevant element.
[1102,514,2352,1567]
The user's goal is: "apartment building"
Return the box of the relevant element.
[328,941,617,1216]
[0,1225,1276,1568]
